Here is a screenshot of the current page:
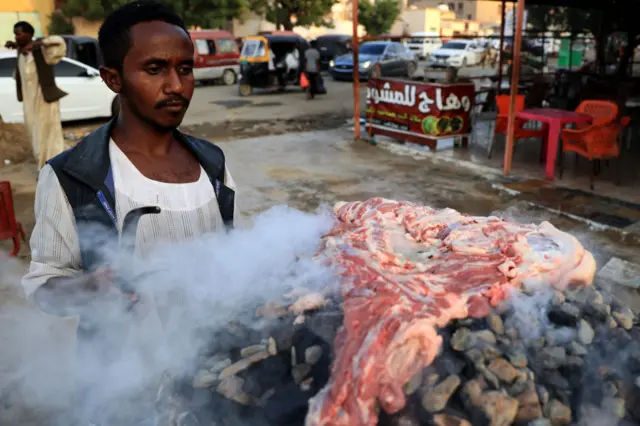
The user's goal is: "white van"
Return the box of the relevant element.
[405,32,442,60]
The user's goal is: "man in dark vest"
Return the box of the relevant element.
[21,1,236,423]
[5,21,67,169]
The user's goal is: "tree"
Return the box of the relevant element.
[48,11,75,35]
[358,0,401,37]
[248,0,337,31]
[527,3,638,76]
[60,0,249,29]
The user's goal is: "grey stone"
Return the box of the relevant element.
[217,376,252,405]
[304,345,323,365]
[545,399,571,425]
[192,369,219,388]
[596,257,640,289]
[541,346,567,369]
[577,320,595,345]
[548,303,581,327]
[479,391,519,426]
[602,397,626,418]
[613,307,634,330]
[220,351,270,378]
[506,327,519,341]
[424,373,440,387]
[403,372,423,396]
[451,328,473,351]
[421,375,461,412]
[476,363,500,389]
[475,329,497,344]
[488,358,519,384]
[536,385,549,406]
[606,316,619,328]
[528,419,551,426]
[240,344,267,358]
[516,390,543,423]
[291,363,311,384]
[481,345,503,361]
[545,371,570,390]
[465,348,484,364]
[568,341,588,356]
[552,290,566,305]
[507,349,528,368]
[432,414,472,426]
[267,337,278,356]
[208,357,233,374]
[508,378,531,397]
[564,356,584,369]
[487,314,505,335]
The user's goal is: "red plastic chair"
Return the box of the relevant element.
[0,181,26,256]
[488,95,548,159]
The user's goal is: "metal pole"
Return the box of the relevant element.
[497,0,506,93]
[352,0,361,140]
[504,0,525,176]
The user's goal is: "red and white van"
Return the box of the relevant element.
[189,30,240,85]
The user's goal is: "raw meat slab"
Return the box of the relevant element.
[306,198,596,426]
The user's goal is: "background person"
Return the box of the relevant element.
[304,39,321,99]
[5,21,67,170]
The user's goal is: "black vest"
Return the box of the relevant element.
[47,119,235,273]
[16,47,68,103]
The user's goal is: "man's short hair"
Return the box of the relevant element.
[310,39,317,48]
[14,21,35,35]
[98,0,188,71]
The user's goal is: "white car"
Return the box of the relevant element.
[427,39,484,68]
[405,32,442,60]
[0,51,118,123]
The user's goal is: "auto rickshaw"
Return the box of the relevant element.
[238,33,309,96]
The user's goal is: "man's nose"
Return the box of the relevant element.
[164,69,184,94]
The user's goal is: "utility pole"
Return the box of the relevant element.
[352,0,361,140]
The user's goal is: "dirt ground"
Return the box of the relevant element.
[3,125,640,424]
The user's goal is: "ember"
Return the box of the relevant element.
[158,199,640,426]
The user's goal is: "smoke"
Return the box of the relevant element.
[0,205,337,425]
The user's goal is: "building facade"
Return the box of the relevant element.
[407,0,502,25]
[0,0,54,42]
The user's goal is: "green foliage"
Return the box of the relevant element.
[249,0,338,31]
[48,11,75,35]
[358,0,401,37]
[60,0,248,28]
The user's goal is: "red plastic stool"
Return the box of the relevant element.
[0,181,26,256]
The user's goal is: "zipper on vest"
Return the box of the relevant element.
[96,190,118,229]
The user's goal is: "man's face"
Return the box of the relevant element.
[14,27,32,47]
[108,21,195,131]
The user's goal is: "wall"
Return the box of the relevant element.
[71,16,101,38]
[0,0,48,41]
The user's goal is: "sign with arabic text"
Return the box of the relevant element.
[365,78,475,145]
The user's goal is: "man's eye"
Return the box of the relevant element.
[179,65,193,75]
[147,66,161,74]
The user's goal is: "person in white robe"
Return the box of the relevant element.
[6,21,67,170]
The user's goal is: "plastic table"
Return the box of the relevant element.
[516,108,592,180]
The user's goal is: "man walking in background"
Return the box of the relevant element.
[304,39,321,99]
[5,21,67,170]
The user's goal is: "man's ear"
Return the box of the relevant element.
[100,66,122,94]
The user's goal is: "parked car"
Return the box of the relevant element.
[427,39,484,68]
[315,34,351,71]
[190,30,240,86]
[0,51,118,123]
[329,41,418,80]
[405,32,442,60]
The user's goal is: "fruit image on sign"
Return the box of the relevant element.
[436,117,450,135]
[450,116,464,133]
[421,116,438,135]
